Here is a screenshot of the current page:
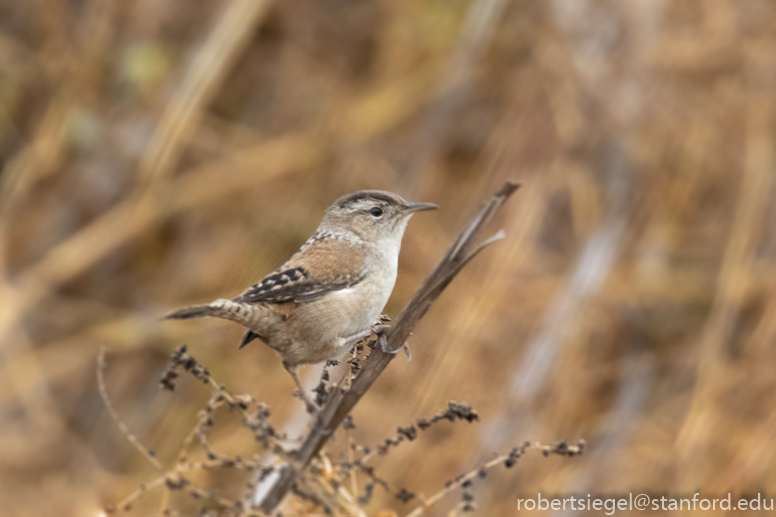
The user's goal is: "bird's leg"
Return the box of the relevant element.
[342,329,372,347]
[284,364,320,418]
[342,321,395,354]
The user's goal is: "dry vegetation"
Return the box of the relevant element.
[1,0,775,515]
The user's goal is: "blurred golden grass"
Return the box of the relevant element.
[0,0,775,515]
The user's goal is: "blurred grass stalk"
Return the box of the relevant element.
[0,0,277,366]
[1,0,776,514]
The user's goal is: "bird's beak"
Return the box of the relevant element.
[402,201,438,214]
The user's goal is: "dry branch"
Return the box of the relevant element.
[256,181,520,512]
[100,346,275,515]
[97,347,165,474]
[404,440,585,517]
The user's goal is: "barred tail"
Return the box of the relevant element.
[164,298,254,326]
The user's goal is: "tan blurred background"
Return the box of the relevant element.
[1,0,776,515]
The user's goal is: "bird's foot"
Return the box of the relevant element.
[311,417,332,436]
[293,388,321,416]
[294,388,331,431]
[370,323,396,354]
[297,396,332,435]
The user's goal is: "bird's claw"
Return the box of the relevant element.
[371,323,390,335]
[309,408,322,429]
[311,422,332,436]
[369,323,396,354]
[302,402,332,435]
[306,402,327,432]
[379,333,398,355]
[294,389,321,417]
[305,400,320,416]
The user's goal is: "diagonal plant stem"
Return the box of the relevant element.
[256,181,520,512]
[137,0,273,189]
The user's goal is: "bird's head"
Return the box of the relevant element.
[321,190,437,244]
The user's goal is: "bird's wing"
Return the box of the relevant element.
[234,238,367,304]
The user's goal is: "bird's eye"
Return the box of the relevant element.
[369,207,384,217]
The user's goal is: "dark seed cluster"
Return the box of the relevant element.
[352,464,415,504]
[104,344,580,517]
[160,344,211,391]
[371,401,479,456]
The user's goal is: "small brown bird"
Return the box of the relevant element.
[166,190,436,413]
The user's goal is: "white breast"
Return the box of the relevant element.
[335,276,395,339]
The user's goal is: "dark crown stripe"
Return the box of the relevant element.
[338,192,400,208]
